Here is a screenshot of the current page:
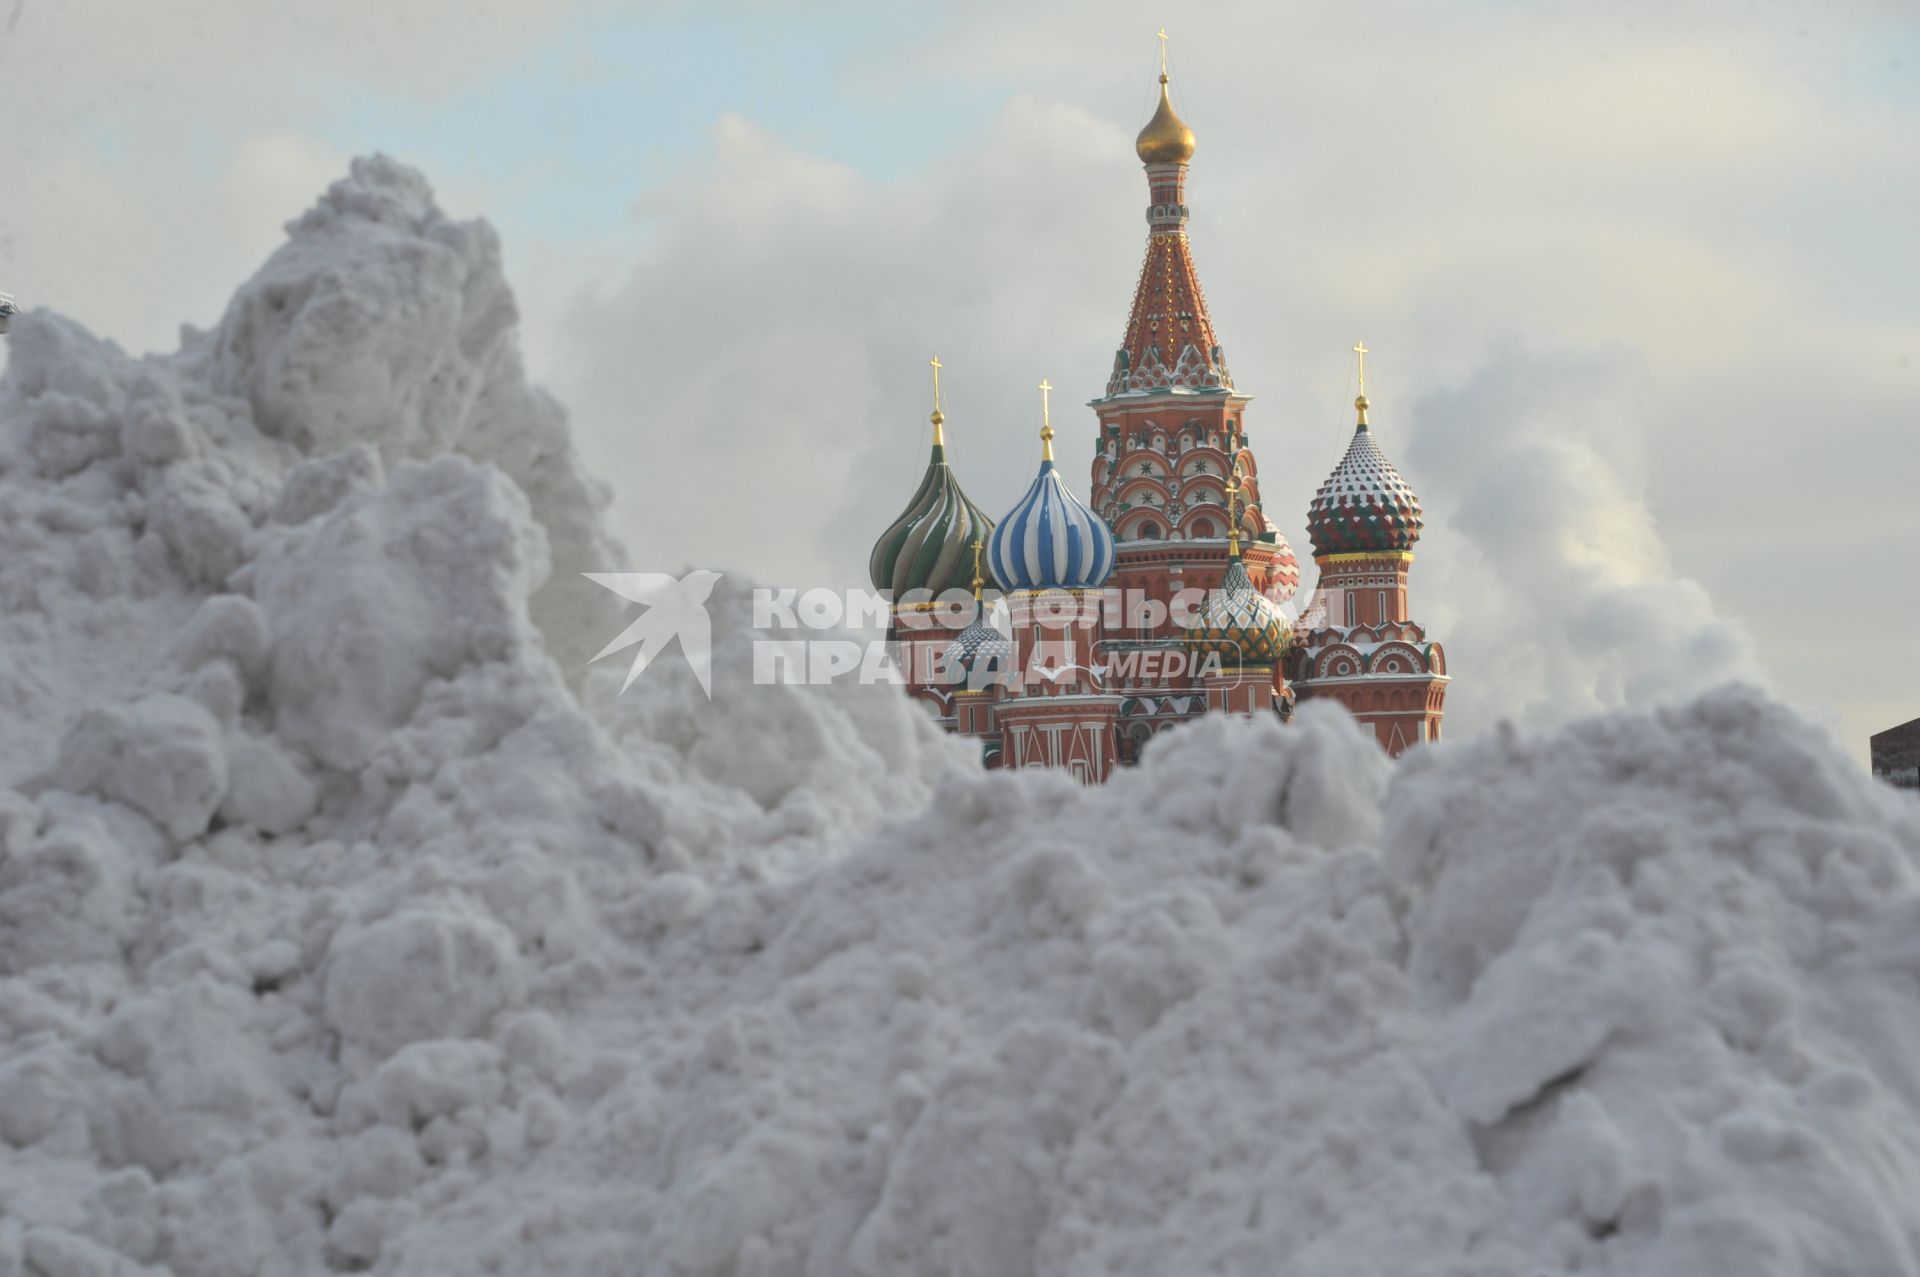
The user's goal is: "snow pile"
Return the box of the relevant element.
[4,157,1920,1277]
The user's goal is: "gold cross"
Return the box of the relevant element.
[1157,28,1169,75]
[927,354,948,443]
[970,536,985,599]
[1354,340,1369,396]
[1224,475,1242,553]
[1037,379,1055,459]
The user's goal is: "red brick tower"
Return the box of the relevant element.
[1290,349,1448,755]
[1088,55,1300,759]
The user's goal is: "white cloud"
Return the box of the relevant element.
[549,102,1136,587]
[538,4,1917,751]
[1404,335,1767,732]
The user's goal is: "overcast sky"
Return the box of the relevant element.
[3,0,1915,760]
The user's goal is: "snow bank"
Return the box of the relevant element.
[4,156,1920,1277]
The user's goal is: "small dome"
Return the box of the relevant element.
[1135,75,1196,165]
[1305,419,1424,556]
[869,434,997,597]
[988,436,1116,592]
[944,602,1012,688]
[1184,553,1291,667]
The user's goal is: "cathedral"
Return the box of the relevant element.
[868,58,1449,780]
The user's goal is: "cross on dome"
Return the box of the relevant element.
[1038,379,1055,459]
[929,354,946,441]
[1353,340,1371,426]
[1135,34,1196,165]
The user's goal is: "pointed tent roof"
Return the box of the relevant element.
[1103,65,1232,399]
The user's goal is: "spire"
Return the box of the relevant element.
[1038,379,1055,461]
[970,536,985,603]
[1353,340,1370,428]
[929,355,947,447]
[1225,474,1242,558]
[1103,38,1229,400]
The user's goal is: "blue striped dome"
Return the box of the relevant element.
[988,454,1116,592]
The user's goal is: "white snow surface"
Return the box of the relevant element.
[4,156,1920,1277]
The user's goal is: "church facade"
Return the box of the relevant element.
[868,63,1448,780]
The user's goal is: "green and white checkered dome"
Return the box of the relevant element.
[1183,552,1291,667]
[1306,418,1424,556]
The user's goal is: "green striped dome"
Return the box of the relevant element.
[869,439,999,597]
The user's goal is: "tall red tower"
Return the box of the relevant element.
[1087,58,1300,757]
[1290,352,1448,755]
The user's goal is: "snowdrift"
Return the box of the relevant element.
[2,156,1918,1277]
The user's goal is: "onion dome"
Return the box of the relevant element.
[1305,387,1424,557]
[1184,485,1290,666]
[945,602,1012,685]
[988,390,1116,592]
[1136,73,1196,165]
[1185,554,1291,667]
[945,539,1012,685]
[869,370,997,597]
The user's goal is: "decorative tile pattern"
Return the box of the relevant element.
[1305,424,1424,556]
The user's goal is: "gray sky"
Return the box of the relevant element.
[2,0,1915,759]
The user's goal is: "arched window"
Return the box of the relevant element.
[1190,518,1214,538]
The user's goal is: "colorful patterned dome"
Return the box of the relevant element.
[1184,551,1291,667]
[944,601,1012,686]
[988,425,1116,592]
[1305,407,1424,556]
[869,419,997,597]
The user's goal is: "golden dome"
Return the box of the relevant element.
[1135,73,1196,165]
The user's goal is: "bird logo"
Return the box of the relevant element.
[583,570,723,698]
